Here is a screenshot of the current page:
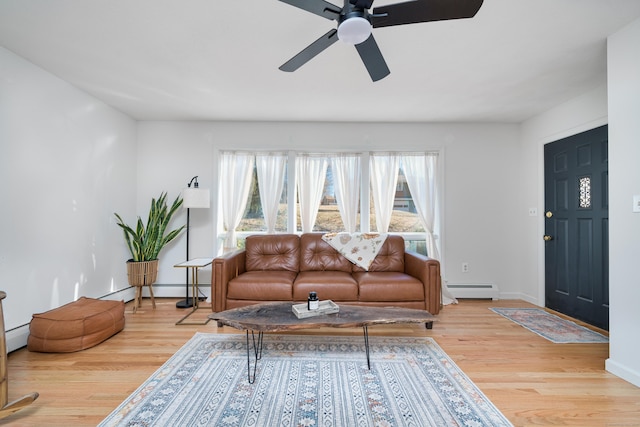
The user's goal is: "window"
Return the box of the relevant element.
[218,151,439,258]
[316,164,338,232]
[302,162,362,232]
[579,176,591,209]
[237,165,288,233]
[388,167,425,234]
[297,164,336,232]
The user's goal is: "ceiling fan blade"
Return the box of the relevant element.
[355,35,390,82]
[371,0,484,28]
[278,0,342,20]
[279,29,339,72]
[350,0,374,8]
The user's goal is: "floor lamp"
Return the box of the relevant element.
[176,176,210,309]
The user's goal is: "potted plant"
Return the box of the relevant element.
[114,192,185,310]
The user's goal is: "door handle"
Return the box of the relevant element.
[543,235,553,241]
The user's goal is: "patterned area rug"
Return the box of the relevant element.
[99,333,512,426]
[490,307,609,343]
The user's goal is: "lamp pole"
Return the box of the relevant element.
[176,176,200,309]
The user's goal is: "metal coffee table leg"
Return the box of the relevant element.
[244,328,372,384]
[246,330,264,384]
[363,325,371,370]
[244,329,370,384]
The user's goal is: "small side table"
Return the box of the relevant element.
[174,258,212,325]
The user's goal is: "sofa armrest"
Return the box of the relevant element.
[404,251,442,315]
[212,249,246,312]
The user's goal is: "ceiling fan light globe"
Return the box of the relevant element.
[337,17,371,45]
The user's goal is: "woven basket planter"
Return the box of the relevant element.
[126,260,159,287]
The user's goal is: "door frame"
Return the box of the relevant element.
[535,119,608,308]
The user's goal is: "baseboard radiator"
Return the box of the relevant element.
[447,283,499,300]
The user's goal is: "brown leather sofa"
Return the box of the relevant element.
[212,233,442,315]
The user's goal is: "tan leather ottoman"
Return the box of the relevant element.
[27,297,125,353]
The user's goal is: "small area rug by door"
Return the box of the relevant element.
[490,307,608,343]
[99,333,512,426]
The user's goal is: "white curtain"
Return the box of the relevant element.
[370,154,399,232]
[401,153,440,260]
[219,152,254,251]
[331,155,361,233]
[256,153,286,233]
[401,153,455,304]
[296,155,328,233]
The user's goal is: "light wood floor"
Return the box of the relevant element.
[3,298,639,426]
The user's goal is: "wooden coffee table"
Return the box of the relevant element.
[209,302,437,383]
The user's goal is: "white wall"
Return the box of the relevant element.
[135,122,216,291]
[0,47,137,350]
[606,17,640,387]
[442,125,522,296]
[136,121,523,298]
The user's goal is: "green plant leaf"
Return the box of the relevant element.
[114,191,185,262]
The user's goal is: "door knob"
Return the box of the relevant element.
[545,211,553,218]
[543,235,553,241]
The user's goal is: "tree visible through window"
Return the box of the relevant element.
[237,164,287,232]
[300,164,364,232]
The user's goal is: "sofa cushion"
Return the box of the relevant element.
[227,271,296,301]
[293,271,359,301]
[245,234,300,272]
[352,235,405,272]
[354,272,424,302]
[299,233,353,273]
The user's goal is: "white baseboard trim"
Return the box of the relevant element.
[150,284,210,300]
[6,325,31,354]
[5,285,211,353]
[508,292,539,305]
[606,358,640,388]
[447,283,499,300]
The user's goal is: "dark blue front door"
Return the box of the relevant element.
[544,125,609,330]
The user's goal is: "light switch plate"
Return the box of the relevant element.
[634,195,640,213]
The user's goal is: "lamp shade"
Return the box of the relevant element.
[182,187,210,209]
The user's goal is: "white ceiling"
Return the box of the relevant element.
[1,0,640,123]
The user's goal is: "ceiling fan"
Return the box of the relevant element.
[278,0,484,81]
